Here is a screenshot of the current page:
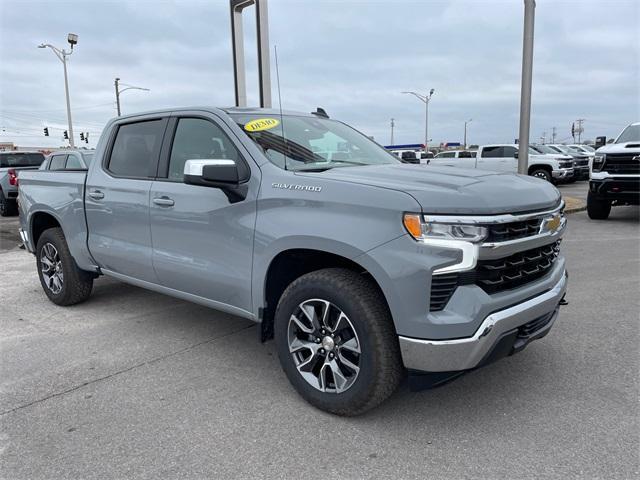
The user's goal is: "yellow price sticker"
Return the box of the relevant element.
[244,118,280,132]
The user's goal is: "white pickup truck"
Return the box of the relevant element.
[429,144,574,183]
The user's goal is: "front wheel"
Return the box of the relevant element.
[587,192,611,220]
[274,268,403,416]
[36,227,94,305]
[530,169,552,182]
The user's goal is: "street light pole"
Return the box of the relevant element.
[114,78,150,116]
[38,34,78,147]
[517,0,536,175]
[402,89,435,151]
[464,118,472,149]
[115,78,121,116]
[390,118,395,145]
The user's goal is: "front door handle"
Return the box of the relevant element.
[153,197,175,207]
[88,190,104,200]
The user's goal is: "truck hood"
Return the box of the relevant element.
[298,164,561,215]
[596,142,640,154]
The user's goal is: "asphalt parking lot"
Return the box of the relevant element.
[1,183,638,479]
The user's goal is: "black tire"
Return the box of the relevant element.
[0,190,17,217]
[530,169,552,182]
[274,268,403,416]
[36,227,94,306]
[587,192,611,220]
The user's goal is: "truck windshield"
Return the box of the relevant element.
[616,124,640,143]
[531,145,557,155]
[0,152,45,168]
[230,114,399,171]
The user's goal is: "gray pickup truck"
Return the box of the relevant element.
[18,107,568,415]
[0,151,45,216]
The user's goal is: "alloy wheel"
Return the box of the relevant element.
[40,242,64,294]
[287,298,361,393]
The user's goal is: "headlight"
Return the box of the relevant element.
[403,214,488,243]
[559,161,573,168]
[592,154,605,172]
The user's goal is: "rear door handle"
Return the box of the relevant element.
[153,197,175,207]
[88,190,104,200]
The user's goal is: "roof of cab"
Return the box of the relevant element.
[114,106,318,121]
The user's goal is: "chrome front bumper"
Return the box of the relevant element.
[399,270,567,372]
[552,168,573,179]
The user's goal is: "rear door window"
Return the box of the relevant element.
[502,146,518,158]
[107,119,166,178]
[49,155,67,170]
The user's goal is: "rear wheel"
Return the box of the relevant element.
[36,227,94,305]
[587,192,611,220]
[274,268,403,416]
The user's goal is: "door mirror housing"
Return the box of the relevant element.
[595,136,607,149]
[183,159,247,202]
[513,151,519,159]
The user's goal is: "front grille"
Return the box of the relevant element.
[573,159,589,167]
[603,154,640,174]
[429,241,561,310]
[475,241,561,294]
[486,218,542,242]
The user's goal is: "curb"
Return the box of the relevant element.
[563,196,587,214]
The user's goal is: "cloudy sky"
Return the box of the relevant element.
[1,0,638,149]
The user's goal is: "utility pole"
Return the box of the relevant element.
[464,118,472,148]
[551,126,557,143]
[390,118,395,145]
[517,0,535,175]
[541,131,546,144]
[38,34,78,147]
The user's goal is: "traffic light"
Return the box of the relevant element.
[80,132,84,141]
[43,127,49,136]
[84,132,89,144]
[63,130,69,140]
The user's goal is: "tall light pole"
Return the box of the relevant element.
[115,78,150,116]
[402,89,435,151]
[464,118,472,148]
[38,33,78,147]
[517,0,535,174]
[390,118,395,145]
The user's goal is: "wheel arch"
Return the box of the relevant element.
[30,210,63,249]
[259,248,394,342]
[528,163,553,176]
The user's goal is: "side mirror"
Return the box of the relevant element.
[514,151,519,159]
[595,136,607,149]
[183,159,247,202]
